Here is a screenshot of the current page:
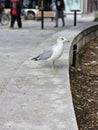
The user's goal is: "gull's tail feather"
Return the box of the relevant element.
[31,56,40,61]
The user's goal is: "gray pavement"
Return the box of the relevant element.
[0,14,95,130]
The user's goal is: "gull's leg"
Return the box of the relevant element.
[51,61,56,72]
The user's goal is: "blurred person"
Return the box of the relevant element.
[21,4,25,16]
[10,0,22,28]
[54,0,65,27]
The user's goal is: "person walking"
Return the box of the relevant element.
[10,0,22,28]
[0,0,4,22]
[54,0,65,27]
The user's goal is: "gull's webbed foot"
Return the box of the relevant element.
[51,66,56,72]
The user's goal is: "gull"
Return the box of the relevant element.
[31,36,69,71]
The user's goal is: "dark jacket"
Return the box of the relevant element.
[11,0,21,16]
[55,0,65,11]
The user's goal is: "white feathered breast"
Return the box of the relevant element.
[47,41,64,62]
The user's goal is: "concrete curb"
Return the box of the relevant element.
[0,16,98,130]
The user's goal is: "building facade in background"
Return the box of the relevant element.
[4,0,98,14]
[81,0,98,13]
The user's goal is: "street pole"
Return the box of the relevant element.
[41,0,44,29]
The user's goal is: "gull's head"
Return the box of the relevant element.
[57,36,70,43]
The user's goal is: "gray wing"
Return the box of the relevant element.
[38,49,53,60]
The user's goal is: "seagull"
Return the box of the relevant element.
[31,36,69,71]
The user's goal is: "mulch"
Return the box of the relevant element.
[70,37,98,130]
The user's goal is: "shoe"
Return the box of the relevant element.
[54,25,58,28]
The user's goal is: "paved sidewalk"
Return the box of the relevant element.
[0,14,95,130]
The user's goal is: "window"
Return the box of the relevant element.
[88,0,98,12]
[64,0,80,12]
